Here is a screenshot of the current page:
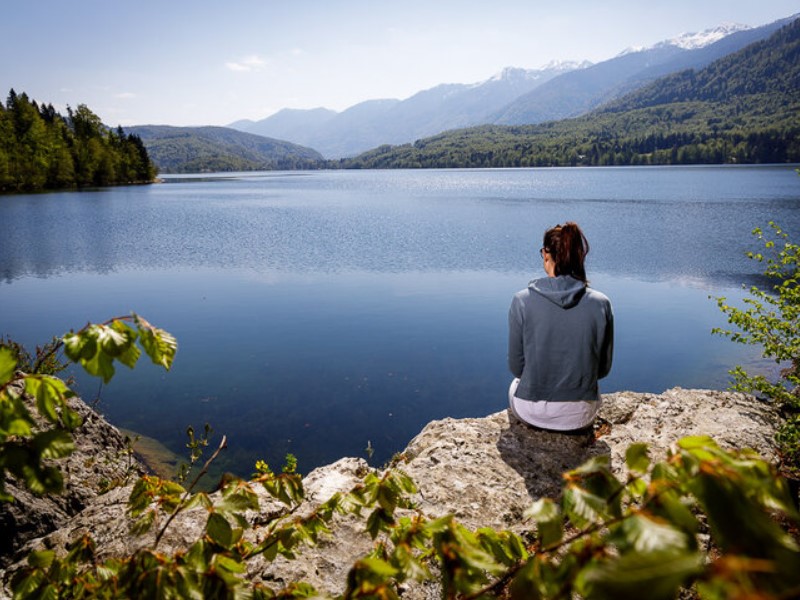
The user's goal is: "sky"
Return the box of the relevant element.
[1,1,798,128]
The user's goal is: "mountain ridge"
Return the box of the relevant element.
[227,14,795,159]
[339,16,800,169]
[231,61,586,158]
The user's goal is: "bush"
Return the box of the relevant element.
[714,221,800,475]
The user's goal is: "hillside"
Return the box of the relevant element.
[340,17,800,170]
[127,125,324,173]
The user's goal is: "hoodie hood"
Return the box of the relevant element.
[529,275,586,308]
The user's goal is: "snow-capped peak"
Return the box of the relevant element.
[661,22,751,50]
[485,61,592,84]
[539,59,593,71]
[618,22,751,56]
[486,67,537,83]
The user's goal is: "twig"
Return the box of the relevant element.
[154,434,228,549]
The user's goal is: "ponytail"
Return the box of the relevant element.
[542,222,590,283]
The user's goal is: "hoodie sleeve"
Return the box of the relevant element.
[598,301,614,380]
[508,294,525,378]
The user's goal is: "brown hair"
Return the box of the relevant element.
[543,222,590,283]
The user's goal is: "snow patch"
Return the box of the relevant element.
[617,22,751,56]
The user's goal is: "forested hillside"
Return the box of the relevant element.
[127,126,324,173]
[341,18,800,169]
[0,90,156,193]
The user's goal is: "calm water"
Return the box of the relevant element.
[1,166,799,475]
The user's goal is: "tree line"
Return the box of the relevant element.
[0,90,157,193]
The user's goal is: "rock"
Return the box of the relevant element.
[0,388,781,598]
[0,393,147,566]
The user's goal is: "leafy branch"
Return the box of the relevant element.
[713,221,800,475]
[0,313,176,502]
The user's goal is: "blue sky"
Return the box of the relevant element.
[1,1,797,127]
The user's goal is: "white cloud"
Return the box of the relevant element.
[115,92,136,99]
[225,54,267,72]
[226,62,250,72]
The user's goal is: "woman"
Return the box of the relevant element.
[507,222,614,432]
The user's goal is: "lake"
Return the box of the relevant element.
[1,165,798,476]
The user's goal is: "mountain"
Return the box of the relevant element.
[340,17,800,169]
[492,17,794,125]
[230,62,587,158]
[127,125,323,173]
[233,107,339,148]
[602,17,800,112]
[230,16,794,159]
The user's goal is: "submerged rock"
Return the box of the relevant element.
[0,388,781,597]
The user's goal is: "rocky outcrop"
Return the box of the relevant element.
[0,388,781,597]
[0,394,146,565]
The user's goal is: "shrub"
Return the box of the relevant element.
[714,221,800,475]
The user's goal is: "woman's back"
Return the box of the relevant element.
[507,222,614,431]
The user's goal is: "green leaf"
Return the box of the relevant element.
[677,435,717,451]
[625,443,651,473]
[130,509,157,536]
[358,556,399,577]
[650,490,699,539]
[563,484,610,527]
[7,418,32,437]
[568,454,611,475]
[510,559,544,600]
[626,478,647,498]
[83,348,116,383]
[206,512,233,548]
[615,514,691,554]
[214,554,246,574]
[96,323,131,356]
[366,508,395,540]
[60,407,83,430]
[109,320,141,368]
[0,346,17,385]
[525,498,563,547]
[135,315,177,370]
[21,463,63,496]
[33,429,75,460]
[27,549,55,569]
[24,375,68,424]
[63,329,98,362]
[578,550,703,600]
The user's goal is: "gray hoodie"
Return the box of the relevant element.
[508,275,613,402]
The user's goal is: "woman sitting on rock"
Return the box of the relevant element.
[508,221,614,432]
